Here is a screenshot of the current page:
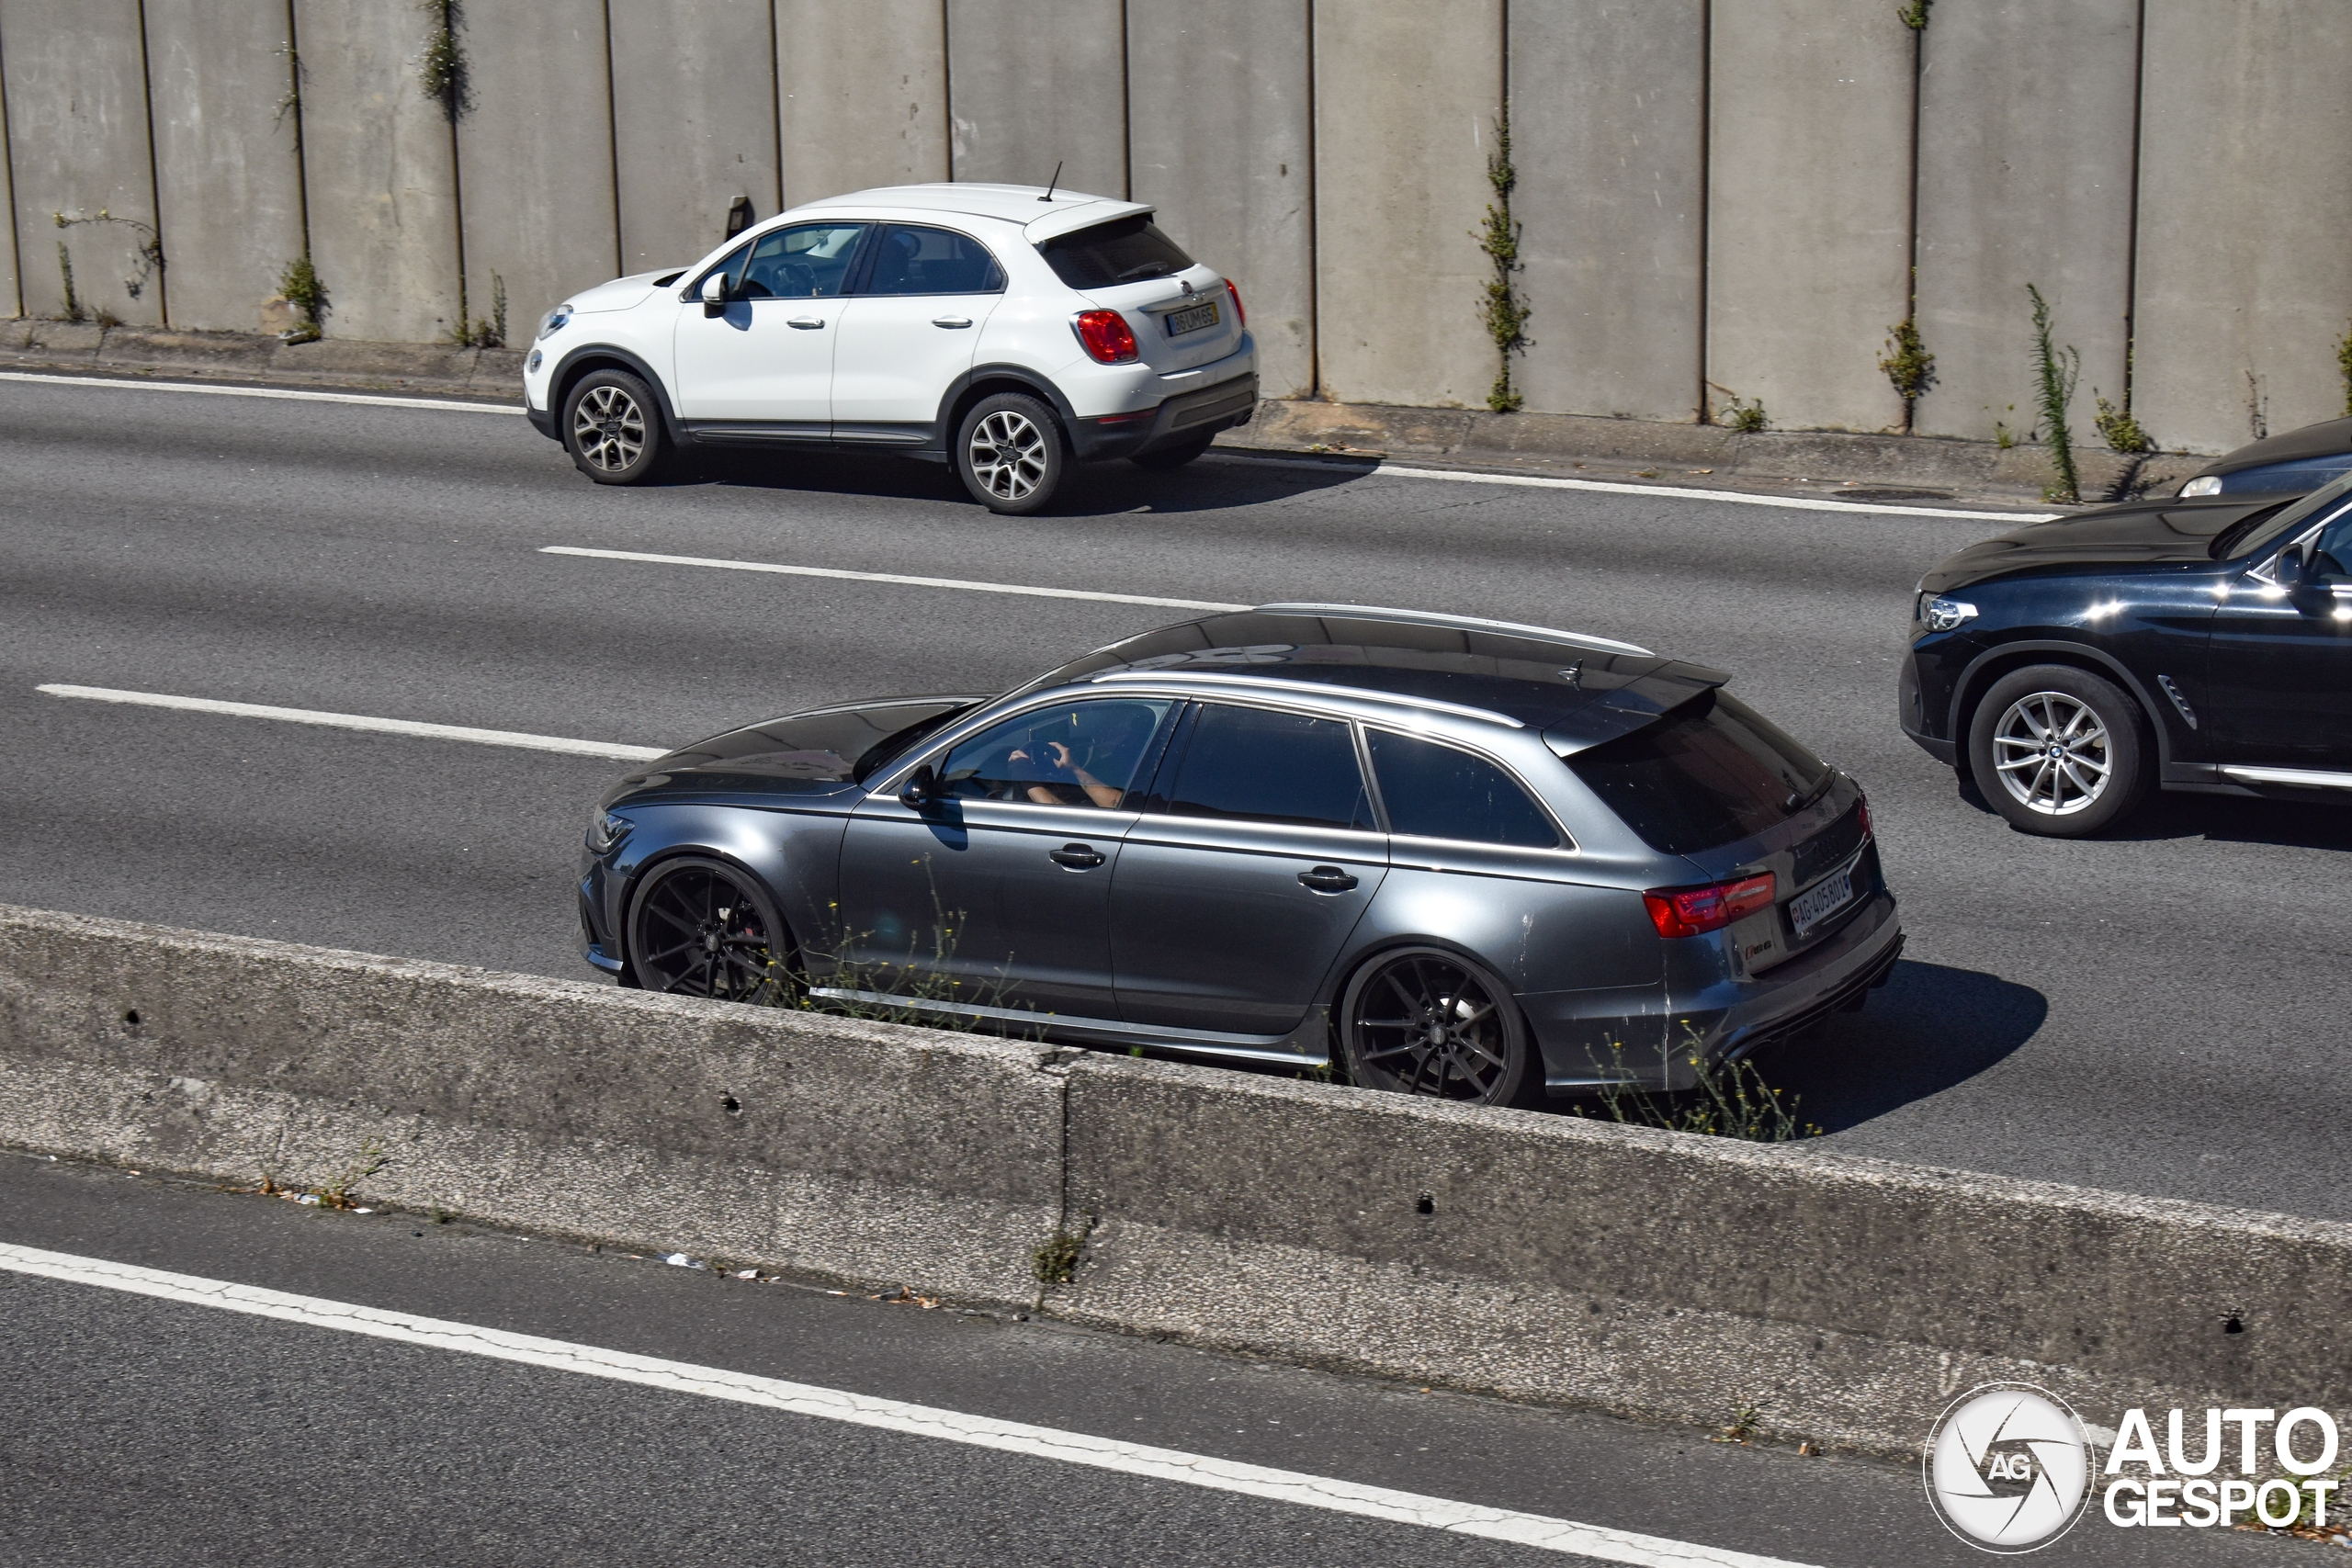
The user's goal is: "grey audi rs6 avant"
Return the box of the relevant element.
[580,605,1902,1105]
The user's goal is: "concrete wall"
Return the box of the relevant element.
[290,0,461,344]
[608,0,782,277]
[451,0,618,341]
[1509,0,1706,423]
[0,0,161,325]
[945,0,1126,197]
[6,901,2349,1459]
[775,0,948,205]
[143,0,307,333]
[1913,0,2140,443]
[1126,0,1313,399]
[1706,2,1914,433]
[2134,0,2352,454]
[0,42,17,316]
[1314,0,1501,409]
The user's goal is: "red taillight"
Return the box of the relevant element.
[1073,309,1139,364]
[1644,873,1776,939]
[1856,795,1872,840]
[1226,279,1246,327]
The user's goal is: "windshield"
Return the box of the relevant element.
[2225,466,2352,559]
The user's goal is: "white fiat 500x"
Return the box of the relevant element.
[522,183,1258,514]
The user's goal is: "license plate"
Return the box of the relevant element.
[1164,300,1219,336]
[1789,865,1856,938]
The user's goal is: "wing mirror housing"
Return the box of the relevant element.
[898,763,938,811]
[700,272,729,317]
[2276,548,2309,591]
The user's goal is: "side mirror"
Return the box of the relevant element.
[898,764,938,811]
[2276,548,2309,590]
[700,273,728,316]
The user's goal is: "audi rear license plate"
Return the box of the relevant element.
[1164,299,1219,336]
[1789,863,1857,939]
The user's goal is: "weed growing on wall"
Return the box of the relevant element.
[452,272,507,348]
[277,255,328,342]
[1573,1032,1820,1143]
[54,243,83,322]
[1720,394,1769,434]
[2026,284,2081,503]
[1476,106,1531,413]
[1897,0,1933,28]
[2093,393,2152,455]
[2339,325,2352,419]
[1879,311,1936,433]
[53,209,164,304]
[418,0,467,118]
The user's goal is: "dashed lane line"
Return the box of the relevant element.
[35,684,663,761]
[0,1241,1822,1568]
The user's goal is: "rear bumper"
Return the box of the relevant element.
[1072,370,1260,460]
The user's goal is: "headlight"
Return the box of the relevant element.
[537,304,573,341]
[585,810,633,854]
[1919,595,1979,633]
[2178,475,2222,497]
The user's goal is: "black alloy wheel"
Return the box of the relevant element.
[1338,947,1532,1106]
[562,367,671,485]
[955,390,1068,514]
[626,857,788,1003]
[1128,432,1216,471]
[1966,663,2151,838]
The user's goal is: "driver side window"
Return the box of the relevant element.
[696,223,869,301]
[936,700,1172,810]
[2307,499,2352,580]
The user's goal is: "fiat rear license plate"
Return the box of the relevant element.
[1164,300,1219,336]
[1789,864,1856,938]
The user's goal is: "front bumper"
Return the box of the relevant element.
[1898,649,1957,763]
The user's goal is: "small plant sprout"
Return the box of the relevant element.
[319,1142,389,1209]
[277,255,328,342]
[55,243,83,322]
[1575,1030,1820,1142]
[417,0,466,118]
[1475,104,1531,413]
[1896,0,1933,28]
[452,271,508,348]
[2026,283,2081,503]
[1880,288,1936,434]
[1718,394,1769,434]
[1032,1215,1095,1287]
[2092,391,2152,455]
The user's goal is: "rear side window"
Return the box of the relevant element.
[1367,731,1558,848]
[1566,691,1830,854]
[1038,216,1194,289]
[1165,705,1374,830]
[861,224,1005,295]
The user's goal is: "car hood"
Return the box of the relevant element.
[1917,495,2281,592]
[602,696,984,809]
[563,268,687,314]
[2200,415,2352,477]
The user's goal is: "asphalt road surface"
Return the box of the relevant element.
[0,1153,2286,1566]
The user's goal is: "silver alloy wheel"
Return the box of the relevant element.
[1991,690,2112,816]
[967,409,1048,501]
[571,384,646,473]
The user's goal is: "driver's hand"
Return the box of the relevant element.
[1044,741,1075,769]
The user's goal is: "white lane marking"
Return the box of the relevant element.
[0,369,523,415]
[0,1242,1815,1568]
[541,545,1249,612]
[1374,462,2059,523]
[36,685,662,761]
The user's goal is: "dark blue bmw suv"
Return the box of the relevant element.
[1902,468,2352,836]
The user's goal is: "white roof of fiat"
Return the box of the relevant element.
[790,183,1150,242]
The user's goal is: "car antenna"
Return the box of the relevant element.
[1039,161,1062,203]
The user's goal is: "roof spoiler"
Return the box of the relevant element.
[1250,603,1654,658]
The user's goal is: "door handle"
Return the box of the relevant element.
[786,315,825,330]
[1049,843,1106,870]
[932,315,974,329]
[1297,866,1358,894]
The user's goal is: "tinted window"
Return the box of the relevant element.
[1037,216,1195,289]
[1566,691,1830,854]
[1166,705,1374,830]
[1368,731,1557,848]
[713,222,868,299]
[863,225,1005,295]
[938,700,1170,809]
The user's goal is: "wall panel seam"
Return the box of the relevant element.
[0,7,21,319]
[133,0,166,323]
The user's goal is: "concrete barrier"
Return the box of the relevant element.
[2,902,2343,1456]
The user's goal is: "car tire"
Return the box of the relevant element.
[562,368,672,485]
[956,391,1067,514]
[1128,433,1216,471]
[1967,664,2152,837]
[1336,946,1534,1107]
[625,856,792,1003]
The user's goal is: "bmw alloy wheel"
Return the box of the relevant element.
[967,409,1048,502]
[571,384,646,474]
[1990,690,2111,816]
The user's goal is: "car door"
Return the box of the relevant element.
[1110,701,1389,1036]
[829,223,1008,446]
[671,221,868,429]
[2206,494,2352,768]
[835,697,1175,1017]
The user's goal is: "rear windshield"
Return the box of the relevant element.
[1566,691,1830,854]
[1038,216,1194,289]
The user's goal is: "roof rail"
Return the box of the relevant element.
[1249,603,1654,658]
[1089,670,1524,728]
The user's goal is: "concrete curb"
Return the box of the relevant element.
[1,902,2337,1456]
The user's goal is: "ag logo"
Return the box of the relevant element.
[1924,1382,2094,1552]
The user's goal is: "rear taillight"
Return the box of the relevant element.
[1644,873,1776,939]
[1073,310,1139,364]
[1226,279,1246,327]
[1856,795,1872,840]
